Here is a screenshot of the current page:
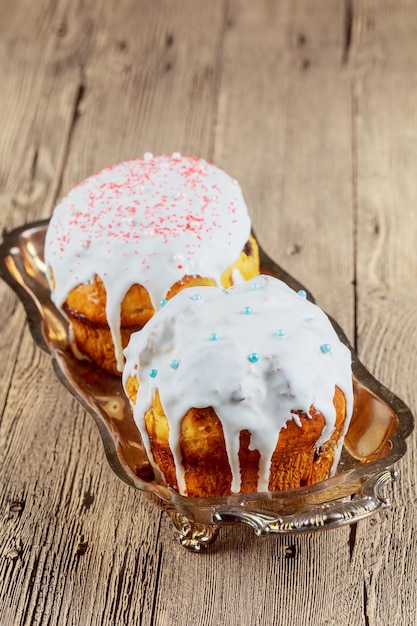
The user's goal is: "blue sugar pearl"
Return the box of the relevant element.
[320,343,332,354]
[223,289,229,294]
[276,329,287,338]
[248,352,260,363]
[242,306,253,315]
[149,369,158,378]
[209,333,219,342]
[169,360,180,370]
[297,289,307,298]
[305,316,315,323]
[159,298,168,307]
[251,283,261,291]
[190,294,201,301]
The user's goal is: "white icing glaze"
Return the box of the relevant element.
[44,154,252,370]
[123,275,354,495]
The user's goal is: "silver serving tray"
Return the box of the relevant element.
[0,220,414,551]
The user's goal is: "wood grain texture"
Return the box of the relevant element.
[0,0,416,625]
[349,2,417,625]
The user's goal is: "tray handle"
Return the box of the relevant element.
[211,470,397,535]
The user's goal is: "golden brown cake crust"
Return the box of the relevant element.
[127,379,347,496]
[63,235,260,375]
[66,279,155,327]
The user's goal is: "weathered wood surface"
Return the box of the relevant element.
[0,0,416,624]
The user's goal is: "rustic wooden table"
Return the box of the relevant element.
[1,1,416,624]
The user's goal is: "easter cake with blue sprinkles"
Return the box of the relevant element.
[123,274,354,497]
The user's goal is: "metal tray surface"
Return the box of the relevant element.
[0,220,413,551]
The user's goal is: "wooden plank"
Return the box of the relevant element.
[0,0,95,227]
[152,2,360,624]
[351,1,417,625]
[0,0,168,624]
[0,1,228,625]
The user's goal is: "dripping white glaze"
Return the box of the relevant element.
[123,275,354,495]
[44,155,252,370]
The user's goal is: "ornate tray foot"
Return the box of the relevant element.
[165,508,220,552]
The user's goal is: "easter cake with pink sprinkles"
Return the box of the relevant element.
[44,153,259,374]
